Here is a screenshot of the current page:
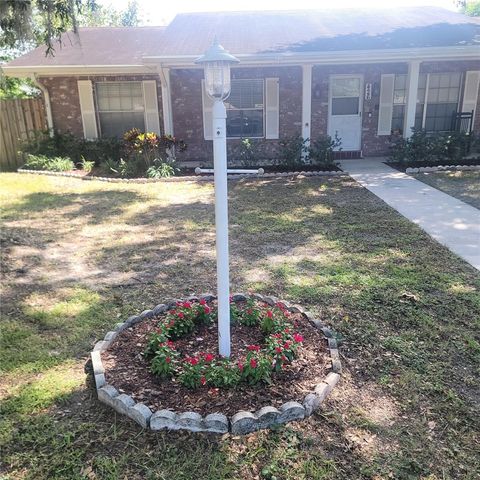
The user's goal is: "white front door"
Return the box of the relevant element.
[328,75,363,151]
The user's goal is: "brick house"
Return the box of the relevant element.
[4,7,480,164]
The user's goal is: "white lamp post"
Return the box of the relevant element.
[195,39,239,358]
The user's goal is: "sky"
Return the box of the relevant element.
[103,0,459,26]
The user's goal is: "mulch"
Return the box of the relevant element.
[102,303,329,416]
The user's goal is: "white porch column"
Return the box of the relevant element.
[301,64,313,158]
[159,67,174,135]
[403,60,421,138]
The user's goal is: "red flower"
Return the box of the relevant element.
[284,341,292,349]
[186,356,199,366]
[204,353,214,362]
[183,301,192,309]
[275,347,282,353]
[266,310,273,319]
[246,309,253,315]
[238,362,244,372]
[199,298,207,306]
[167,340,175,348]
[169,309,176,315]
[177,312,185,319]
[281,355,287,362]
[284,328,290,334]
[250,358,257,368]
[200,376,207,386]
[247,345,260,351]
[293,333,304,343]
[204,305,211,314]
[165,357,171,364]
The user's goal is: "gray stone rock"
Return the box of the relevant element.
[321,327,333,338]
[204,413,229,433]
[324,372,341,389]
[278,402,306,424]
[112,394,136,415]
[255,406,281,429]
[303,393,320,416]
[327,337,338,349]
[231,293,247,302]
[330,348,342,373]
[288,305,304,314]
[231,411,259,435]
[97,384,119,407]
[140,309,154,319]
[187,295,199,302]
[314,382,331,402]
[114,322,127,332]
[93,340,108,352]
[251,293,265,302]
[126,403,152,428]
[199,293,216,302]
[91,350,104,375]
[177,412,204,432]
[126,315,141,326]
[263,295,278,306]
[303,312,323,329]
[152,304,167,316]
[94,373,106,390]
[104,331,117,342]
[150,410,178,431]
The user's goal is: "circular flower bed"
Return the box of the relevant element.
[92,293,342,434]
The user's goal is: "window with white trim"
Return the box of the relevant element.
[225,79,264,138]
[392,73,461,134]
[391,74,426,134]
[95,82,145,137]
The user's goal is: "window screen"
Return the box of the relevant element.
[96,82,145,137]
[226,79,264,138]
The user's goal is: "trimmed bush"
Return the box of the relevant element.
[23,154,74,172]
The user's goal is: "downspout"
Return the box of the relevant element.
[31,74,54,137]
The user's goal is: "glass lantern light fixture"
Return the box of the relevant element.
[195,38,239,101]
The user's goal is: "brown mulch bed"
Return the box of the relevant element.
[102,303,330,416]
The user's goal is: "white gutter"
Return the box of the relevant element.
[143,45,480,67]
[2,64,158,77]
[31,74,54,137]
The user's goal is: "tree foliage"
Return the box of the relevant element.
[457,0,480,16]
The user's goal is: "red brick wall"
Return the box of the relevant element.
[171,66,302,165]
[39,60,480,161]
[38,74,163,138]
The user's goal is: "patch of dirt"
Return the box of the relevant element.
[102,303,329,416]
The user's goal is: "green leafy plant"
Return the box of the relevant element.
[232,138,259,167]
[150,340,179,378]
[238,299,261,327]
[308,133,341,168]
[79,156,95,173]
[205,358,241,388]
[146,161,176,179]
[278,135,309,169]
[240,347,273,385]
[178,355,207,389]
[23,153,74,172]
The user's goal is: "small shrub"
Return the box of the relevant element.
[232,138,259,167]
[205,358,241,388]
[278,135,309,169]
[146,161,176,178]
[150,341,179,378]
[24,153,74,172]
[79,157,95,173]
[238,299,261,327]
[308,133,341,168]
[389,128,475,165]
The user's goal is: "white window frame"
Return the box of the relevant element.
[392,72,462,133]
[95,80,146,137]
[226,79,265,139]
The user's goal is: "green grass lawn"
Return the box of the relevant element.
[413,170,480,209]
[1,172,479,480]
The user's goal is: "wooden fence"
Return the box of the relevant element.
[0,97,47,170]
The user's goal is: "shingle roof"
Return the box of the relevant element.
[6,26,166,67]
[5,7,480,68]
[158,7,480,55]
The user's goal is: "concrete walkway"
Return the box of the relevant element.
[340,158,480,271]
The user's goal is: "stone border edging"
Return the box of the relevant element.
[89,292,342,435]
[405,164,480,174]
[17,168,347,183]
